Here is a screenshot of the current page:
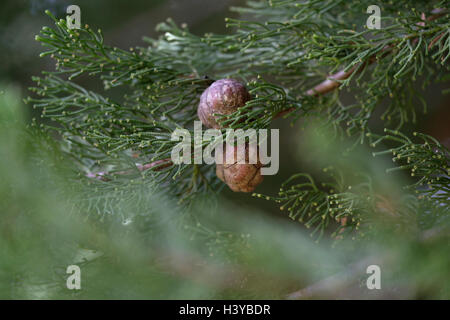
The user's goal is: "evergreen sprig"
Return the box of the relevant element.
[27,1,449,230]
[372,129,450,204]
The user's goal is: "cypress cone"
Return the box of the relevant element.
[216,143,263,193]
[197,78,251,129]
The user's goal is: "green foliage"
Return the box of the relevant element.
[372,129,450,203]
[0,89,355,299]
[255,125,450,242]
[26,0,449,235]
[26,0,450,234]
[2,92,449,298]
[7,0,449,299]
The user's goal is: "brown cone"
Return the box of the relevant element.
[198,78,251,129]
[216,143,263,193]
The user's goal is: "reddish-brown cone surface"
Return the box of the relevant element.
[198,78,251,129]
[216,143,263,193]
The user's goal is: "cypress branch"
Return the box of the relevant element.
[28,0,450,228]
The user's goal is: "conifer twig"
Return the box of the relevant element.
[87,158,172,180]
[275,8,447,119]
[87,8,446,179]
